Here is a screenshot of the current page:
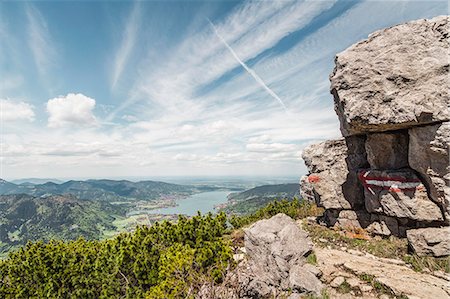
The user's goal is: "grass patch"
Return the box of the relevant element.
[303,289,330,299]
[403,254,450,273]
[336,281,351,294]
[306,252,318,265]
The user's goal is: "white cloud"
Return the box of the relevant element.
[111,2,140,89]
[248,134,271,143]
[26,5,56,75]
[46,93,98,128]
[0,99,35,122]
[246,142,298,153]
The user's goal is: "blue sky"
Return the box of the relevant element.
[1,0,448,180]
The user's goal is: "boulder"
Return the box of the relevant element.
[301,138,366,210]
[240,214,323,297]
[407,227,450,257]
[330,16,450,137]
[360,169,444,222]
[301,17,449,237]
[409,122,450,221]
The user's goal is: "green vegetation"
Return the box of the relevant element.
[306,252,317,265]
[0,179,200,201]
[336,280,351,294]
[0,194,127,256]
[222,183,300,214]
[229,198,323,229]
[0,212,232,299]
[1,196,448,298]
[303,289,330,299]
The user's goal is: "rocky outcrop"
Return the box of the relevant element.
[301,16,450,257]
[316,247,450,298]
[198,214,323,298]
[241,214,322,297]
[407,227,450,257]
[330,15,449,137]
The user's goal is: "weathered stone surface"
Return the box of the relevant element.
[239,214,322,297]
[335,209,371,229]
[366,215,399,236]
[360,169,444,222]
[407,227,450,257]
[301,139,349,210]
[289,264,323,295]
[299,175,315,203]
[301,137,366,210]
[365,132,409,169]
[330,16,450,136]
[409,122,450,221]
[316,248,450,298]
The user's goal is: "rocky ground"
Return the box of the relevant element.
[199,214,450,299]
[315,246,449,299]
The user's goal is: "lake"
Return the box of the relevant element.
[148,191,231,216]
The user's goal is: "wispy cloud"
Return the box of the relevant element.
[111,2,140,90]
[25,5,57,76]
[208,19,287,111]
[108,0,335,120]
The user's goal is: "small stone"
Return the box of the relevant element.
[330,276,345,288]
[302,263,323,278]
[360,285,373,292]
[318,238,327,243]
[346,277,360,288]
[233,253,245,262]
[348,249,364,256]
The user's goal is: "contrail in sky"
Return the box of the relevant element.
[208,19,287,111]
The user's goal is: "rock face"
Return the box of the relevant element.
[199,214,323,298]
[407,227,450,257]
[301,16,450,256]
[330,16,449,137]
[241,214,322,297]
[316,247,450,298]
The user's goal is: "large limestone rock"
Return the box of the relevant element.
[301,137,367,210]
[240,214,323,297]
[301,17,449,241]
[301,139,350,210]
[365,132,409,170]
[407,227,450,257]
[360,169,444,222]
[330,16,449,137]
[409,122,450,221]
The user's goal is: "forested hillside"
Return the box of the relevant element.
[0,200,305,299]
[0,179,199,201]
[0,194,126,256]
[221,183,300,214]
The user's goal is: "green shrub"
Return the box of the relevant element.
[0,212,232,299]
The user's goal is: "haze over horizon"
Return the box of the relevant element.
[1,0,447,180]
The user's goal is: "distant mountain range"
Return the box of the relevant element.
[11,178,64,185]
[0,194,127,256]
[221,183,300,214]
[0,179,206,201]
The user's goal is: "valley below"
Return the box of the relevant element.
[0,177,299,257]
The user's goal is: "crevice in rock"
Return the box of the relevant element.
[410,168,448,224]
